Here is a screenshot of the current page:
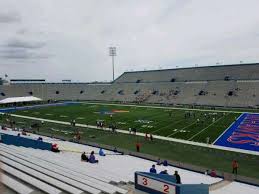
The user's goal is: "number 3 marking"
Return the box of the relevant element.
[142,178,148,185]
[164,184,169,193]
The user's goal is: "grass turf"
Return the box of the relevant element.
[1,115,258,180]
[12,102,241,143]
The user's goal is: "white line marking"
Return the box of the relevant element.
[212,113,245,144]
[167,121,198,137]
[188,114,228,141]
[3,112,258,156]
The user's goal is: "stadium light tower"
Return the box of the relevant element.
[109,47,116,81]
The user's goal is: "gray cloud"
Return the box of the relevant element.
[5,39,46,49]
[0,12,20,23]
[0,48,50,60]
[0,0,258,82]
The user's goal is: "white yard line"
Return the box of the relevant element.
[167,121,198,137]
[151,118,185,134]
[2,112,258,156]
[188,114,228,141]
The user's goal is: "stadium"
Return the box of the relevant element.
[1,1,259,194]
[0,63,259,194]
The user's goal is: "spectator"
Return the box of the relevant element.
[232,160,238,175]
[149,164,157,174]
[163,160,168,166]
[81,152,89,162]
[174,171,181,184]
[159,170,168,175]
[136,142,141,152]
[89,151,99,163]
[51,143,60,153]
[37,137,43,141]
[99,148,106,156]
[157,158,162,165]
[22,130,27,136]
[210,169,217,177]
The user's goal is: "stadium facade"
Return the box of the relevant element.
[1,63,259,108]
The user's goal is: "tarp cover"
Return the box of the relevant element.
[0,96,42,104]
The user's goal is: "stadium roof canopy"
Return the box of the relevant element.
[0,96,42,104]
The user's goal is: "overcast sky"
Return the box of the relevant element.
[0,0,259,82]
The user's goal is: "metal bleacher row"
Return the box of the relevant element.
[1,129,259,194]
[0,143,128,194]
[1,63,259,107]
[0,128,226,194]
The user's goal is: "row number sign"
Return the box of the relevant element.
[137,175,176,194]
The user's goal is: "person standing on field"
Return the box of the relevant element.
[232,160,238,175]
[136,142,141,152]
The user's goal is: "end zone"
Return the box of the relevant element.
[214,113,259,152]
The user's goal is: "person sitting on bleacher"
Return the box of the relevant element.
[157,158,162,165]
[99,148,106,156]
[22,130,27,136]
[210,169,217,177]
[89,151,99,163]
[51,143,60,153]
[149,165,157,173]
[159,170,168,175]
[81,152,89,162]
[163,160,168,166]
[37,137,43,141]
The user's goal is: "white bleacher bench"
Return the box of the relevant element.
[0,163,64,194]
[0,173,37,194]
[0,148,127,193]
[0,144,127,194]
[0,150,123,194]
[0,156,86,194]
[6,144,127,183]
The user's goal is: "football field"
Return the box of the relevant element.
[13,102,241,143]
[1,102,259,179]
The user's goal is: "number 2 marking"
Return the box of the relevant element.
[164,184,169,193]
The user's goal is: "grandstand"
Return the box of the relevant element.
[1,63,259,107]
[0,63,259,194]
[1,128,259,194]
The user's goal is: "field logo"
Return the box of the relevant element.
[94,109,129,115]
[214,113,259,152]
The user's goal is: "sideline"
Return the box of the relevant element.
[2,112,258,156]
[82,102,257,114]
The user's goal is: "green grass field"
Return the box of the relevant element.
[1,114,259,179]
[1,102,259,179]
[13,102,241,143]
